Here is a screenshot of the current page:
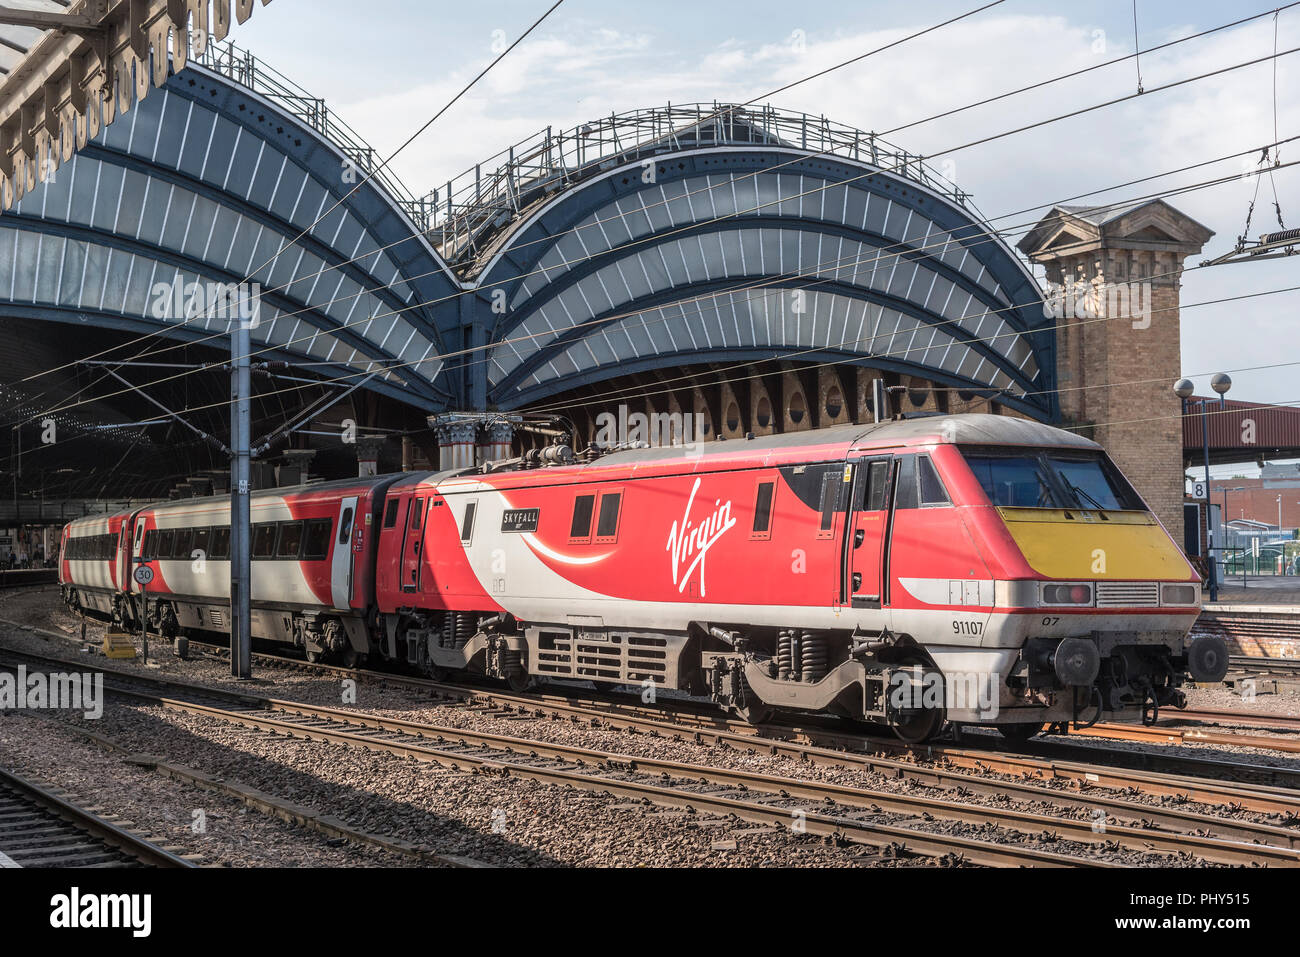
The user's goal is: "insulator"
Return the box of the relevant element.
[1260,226,1300,245]
[801,632,828,683]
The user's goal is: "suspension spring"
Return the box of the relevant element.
[801,632,828,683]
[776,631,794,681]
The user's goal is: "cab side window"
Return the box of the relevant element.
[894,454,951,509]
[917,455,951,507]
[894,456,918,509]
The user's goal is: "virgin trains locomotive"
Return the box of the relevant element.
[59,413,1226,742]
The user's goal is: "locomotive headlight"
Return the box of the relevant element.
[1160,583,1199,607]
[1040,582,1093,606]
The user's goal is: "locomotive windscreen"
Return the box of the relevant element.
[961,447,1143,511]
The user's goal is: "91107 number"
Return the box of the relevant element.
[952,620,983,636]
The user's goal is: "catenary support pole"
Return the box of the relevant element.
[230,316,252,679]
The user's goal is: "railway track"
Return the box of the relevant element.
[38,717,488,869]
[1172,708,1300,731]
[1072,720,1300,753]
[179,638,1300,806]
[1230,655,1300,676]
[0,765,195,868]
[15,625,1300,814]
[6,648,1300,867]
[0,570,57,591]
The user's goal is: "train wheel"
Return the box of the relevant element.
[499,647,530,692]
[305,649,322,664]
[889,654,945,744]
[733,700,775,725]
[892,706,944,744]
[998,723,1048,743]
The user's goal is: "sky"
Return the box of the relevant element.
[235,0,1299,446]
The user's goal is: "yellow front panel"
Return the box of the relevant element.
[997,508,1195,580]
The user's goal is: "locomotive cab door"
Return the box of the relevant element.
[842,455,894,609]
[332,496,360,608]
[399,493,426,593]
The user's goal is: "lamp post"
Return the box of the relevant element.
[1175,374,1232,600]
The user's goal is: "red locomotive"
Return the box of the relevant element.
[60,413,1224,741]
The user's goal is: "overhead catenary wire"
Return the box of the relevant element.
[11,237,1299,473]
[91,0,1291,382]
[13,0,1005,393]
[514,157,1300,417]
[5,0,567,418]
[16,139,1300,440]
[21,30,1300,430]
[11,282,1300,481]
[516,281,1300,420]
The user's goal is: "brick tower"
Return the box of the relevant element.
[1018,200,1214,543]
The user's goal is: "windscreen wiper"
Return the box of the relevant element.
[1065,480,1107,511]
[1035,473,1056,508]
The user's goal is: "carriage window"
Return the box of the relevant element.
[338,507,355,545]
[894,456,919,509]
[253,523,278,559]
[383,498,400,529]
[143,530,157,560]
[173,528,194,559]
[156,529,175,558]
[752,482,775,534]
[408,500,423,531]
[210,527,230,560]
[276,521,305,559]
[917,455,951,507]
[460,502,477,544]
[866,460,891,511]
[595,493,622,541]
[192,527,211,558]
[303,519,332,560]
[570,495,595,540]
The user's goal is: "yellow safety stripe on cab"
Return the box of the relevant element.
[996,508,1194,580]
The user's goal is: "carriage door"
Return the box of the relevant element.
[399,494,426,593]
[116,524,130,589]
[843,456,893,609]
[331,497,359,608]
[129,515,148,595]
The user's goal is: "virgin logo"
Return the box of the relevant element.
[667,478,736,597]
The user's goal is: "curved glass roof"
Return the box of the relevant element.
[472,120,1053,417]
[1,48,454,408]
